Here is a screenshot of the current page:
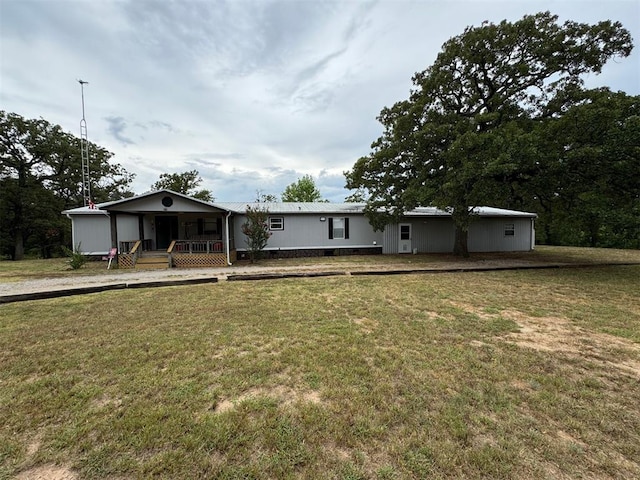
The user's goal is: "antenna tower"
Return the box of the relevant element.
[78,79,91,206]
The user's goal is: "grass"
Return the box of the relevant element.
[1,260,639,478]
[0,257,118,283]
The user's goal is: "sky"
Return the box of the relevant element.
[1,0,639,203]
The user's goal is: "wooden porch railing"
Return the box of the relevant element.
[171,240,224,254]
[130,240,141,255]
[120,239,152,253]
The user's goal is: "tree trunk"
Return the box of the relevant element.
[14,228,24,260]
[453,225,469,257]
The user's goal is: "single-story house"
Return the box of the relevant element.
[62,189,536,268]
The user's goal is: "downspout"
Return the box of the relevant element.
[225,211,233,265]
[531,217,536,251]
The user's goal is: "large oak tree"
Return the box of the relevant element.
[345,12,633,255]
[0,111,134,259]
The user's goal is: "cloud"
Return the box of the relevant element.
[104,116,135,145]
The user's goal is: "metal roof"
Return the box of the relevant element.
[62,189,536,218]
[220,203,535,217]
[62,206,111,215]
[213,202,367,214]
[404,206,536,218]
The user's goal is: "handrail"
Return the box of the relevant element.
[172,240,224,254]
[167,240,177,254]
[130,240,141,255]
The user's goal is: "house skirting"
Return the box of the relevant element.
[172,251,236,268]
[118,253,136,269]
[236,246,383,260]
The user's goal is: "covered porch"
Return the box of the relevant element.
[103,190,236,269]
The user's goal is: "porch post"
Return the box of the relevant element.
[110,212,118,251]
[138,214,145,249]
[225,211,232,265]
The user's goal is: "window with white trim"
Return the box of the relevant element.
[504,223,515,236]
[329,217,349,239]
[269,217,284,231]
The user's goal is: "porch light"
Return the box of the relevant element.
[320,217,326,222]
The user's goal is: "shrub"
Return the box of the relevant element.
[61,243,87,270]
[241,205,272,263]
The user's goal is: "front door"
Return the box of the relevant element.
[399,223,412,253]
[156,216,178,250]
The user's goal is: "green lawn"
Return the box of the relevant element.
[1,262,639,479]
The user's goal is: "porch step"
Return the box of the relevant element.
[136,256,169,269]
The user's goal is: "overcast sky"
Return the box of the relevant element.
[2,0,638,203]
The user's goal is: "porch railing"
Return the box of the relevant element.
[120,239,152,253]
[170,240,224,254]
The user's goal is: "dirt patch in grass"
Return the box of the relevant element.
[214,385,323,413]
[353,316,379,334]
[25,431,44,460]
[15,464,77,480]
[90,394,123,410]
[451,299,640,379]
[502,310,640,379]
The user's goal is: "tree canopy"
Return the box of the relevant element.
[345,12,634,255]
[282,175,326,202]
[151,170,213,201]
[0,111,134,260]
[255,190,279,202]
[526,89,640,248]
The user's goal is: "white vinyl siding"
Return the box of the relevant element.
[72,215,111,255]
[384,217,533,253]
[235,214,380,250]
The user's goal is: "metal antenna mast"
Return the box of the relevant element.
[78,79,91,207]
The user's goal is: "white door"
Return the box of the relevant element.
[399,223,412,253]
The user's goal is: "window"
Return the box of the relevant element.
[197,218,221,235]
[269,217,284,231]
[203,219,218,234]
[400,224,411,240]
[504,223,515,236]
[329,217,349,239]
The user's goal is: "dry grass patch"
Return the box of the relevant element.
[502,310,640,377]
[214,385,322,414]
[15,464,78,480]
